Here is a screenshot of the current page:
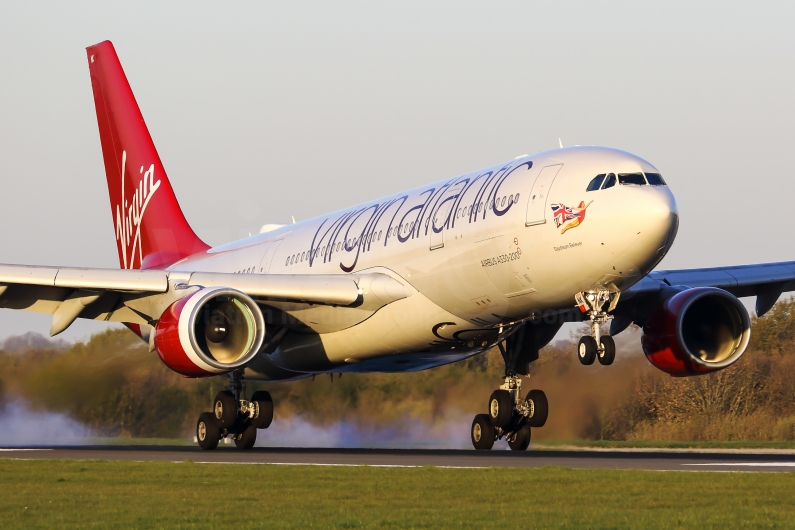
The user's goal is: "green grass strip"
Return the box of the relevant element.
[0,459,794,528]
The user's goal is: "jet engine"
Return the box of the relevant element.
[641,287,750,376]
[154,287,265,377]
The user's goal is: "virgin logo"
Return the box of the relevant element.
[115,150,161,269]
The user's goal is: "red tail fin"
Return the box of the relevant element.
[86,41,209,270]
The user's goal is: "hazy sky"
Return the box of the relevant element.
[1,1,794,341]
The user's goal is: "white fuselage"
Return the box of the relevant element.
[171,146,678,379]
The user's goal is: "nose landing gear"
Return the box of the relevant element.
[196,370,273,450]
[576,289,618,366]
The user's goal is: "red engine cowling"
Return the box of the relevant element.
[154,287,265,377]
[641,287,751,376]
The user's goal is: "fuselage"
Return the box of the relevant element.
[170,146,678,379]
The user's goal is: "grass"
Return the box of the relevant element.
[0,460,794,528]
[533,439,795,450]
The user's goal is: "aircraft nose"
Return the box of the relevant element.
[627,186,679,270]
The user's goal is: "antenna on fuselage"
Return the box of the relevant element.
[292,215,296,224]
[558,138,563,148]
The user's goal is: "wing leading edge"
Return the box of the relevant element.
[622,260,795,317]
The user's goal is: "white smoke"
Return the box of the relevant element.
[255,409,510,450]
[0,401,88,446]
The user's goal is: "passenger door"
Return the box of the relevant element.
[525,164,562,226]
[430,182,465,250]
[258,239,283,273]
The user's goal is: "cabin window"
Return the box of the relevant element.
[618,173,647,186]
[378,230,382,240]
[601,173,617,189]
[514,193,520,203]
[645,172,666,185]
[586,174,606,192]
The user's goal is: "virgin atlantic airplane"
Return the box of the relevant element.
[0,41,787,450]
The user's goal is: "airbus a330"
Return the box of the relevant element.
[1,41,786,451]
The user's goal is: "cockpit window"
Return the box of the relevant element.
[586,174,605,192]
[645,172,666,186]
[618,173,647,186]
[601,173,617,189]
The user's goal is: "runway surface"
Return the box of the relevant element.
[1,445,795,471]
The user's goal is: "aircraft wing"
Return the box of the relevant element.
[0,263,409,336]
[621,260,795,317]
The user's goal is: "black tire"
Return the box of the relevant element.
[578,336,597,365]
[488,390,513,428]
[508,423,531,451]
[197,412,220,450]
[526,389,549,428]
[598,335,616,365]
[234,424,257,450]
[213,390,237,428]
[250,390,274,429]
[471,414,495,450]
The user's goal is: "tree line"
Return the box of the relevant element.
[1,299,794,442]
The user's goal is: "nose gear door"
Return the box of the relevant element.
[525,164,562,226]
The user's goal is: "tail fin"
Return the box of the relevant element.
[86,41,209,270]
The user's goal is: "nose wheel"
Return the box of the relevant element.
[575,289,618,366]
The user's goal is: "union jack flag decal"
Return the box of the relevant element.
[550,200,592,234]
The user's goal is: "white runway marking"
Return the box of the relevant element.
[0,449,52,452]
[191,461,483,469]
[683,462,795,467]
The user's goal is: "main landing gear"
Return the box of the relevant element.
[196,370,273,450]
[575,289,618,366]
[471,324,549,451]
[471,376,548,451]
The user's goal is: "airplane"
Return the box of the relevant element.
[0,40,790,451]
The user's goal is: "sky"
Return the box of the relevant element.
[0,1,794,341]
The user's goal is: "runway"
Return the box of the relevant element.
[1,445,795,472]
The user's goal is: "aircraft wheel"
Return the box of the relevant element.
[578,336,597,365]
[526,389,548,428]
[250,390,273,429]
[213,390,237,428]
[197,412,220,450]
[234,425,257,450]
[488,390,513,428]
[598,336,616,365]
[508,423,531,451]
[471,414,495,450]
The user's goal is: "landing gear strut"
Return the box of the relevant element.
[196,370,273,451]
[471,324,548,451]
[576,289,617,366]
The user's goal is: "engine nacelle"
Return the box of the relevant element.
[641,287,750,376]
[154,287,265,377]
